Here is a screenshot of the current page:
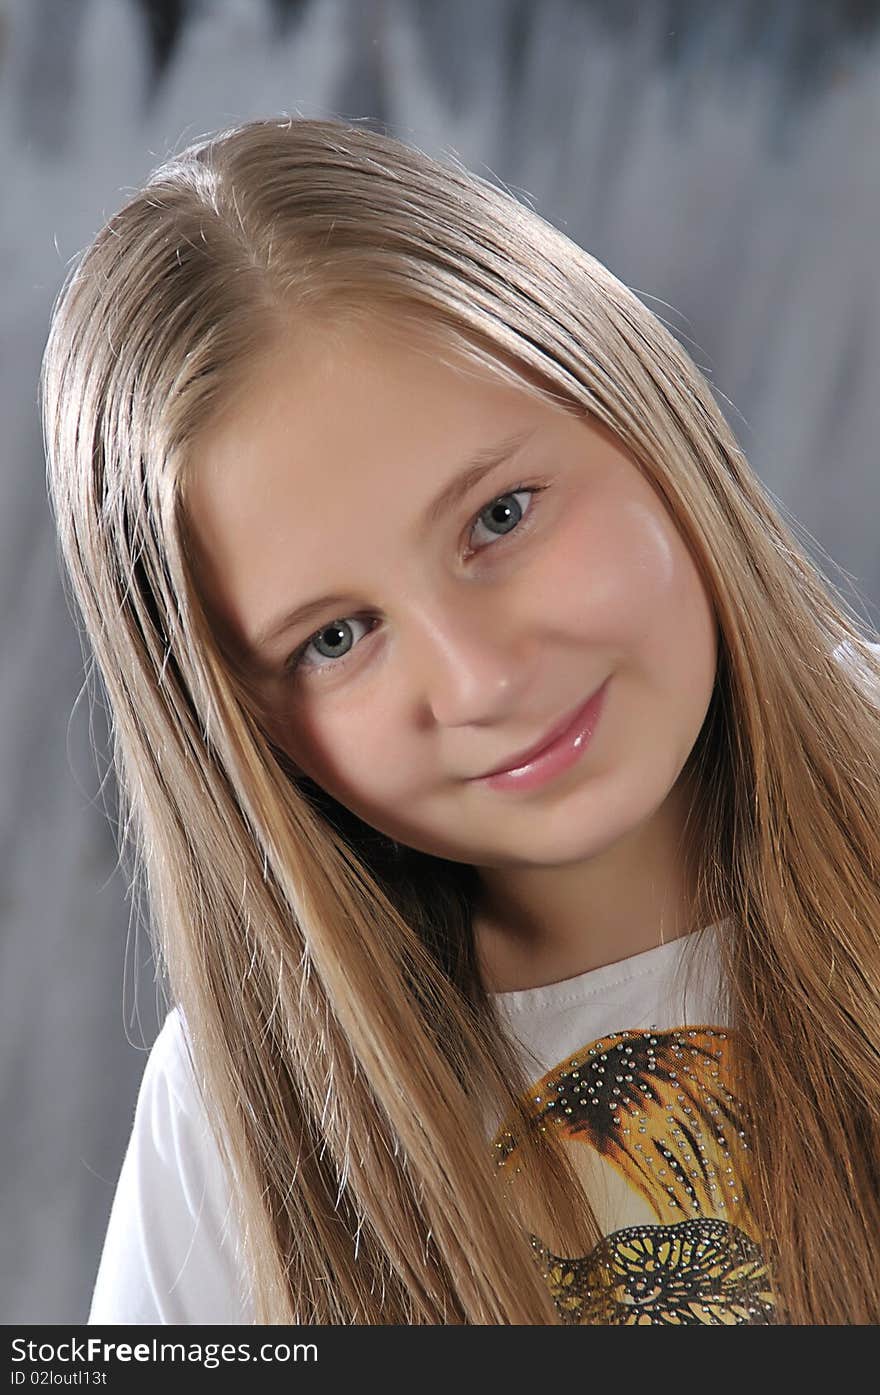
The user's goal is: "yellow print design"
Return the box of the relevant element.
[491,1027,775,1324]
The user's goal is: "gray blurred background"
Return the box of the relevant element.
[3,0,879,1324]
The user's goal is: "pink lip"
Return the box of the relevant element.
[471,679,610,792]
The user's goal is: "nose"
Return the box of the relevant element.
[405,590,536,729]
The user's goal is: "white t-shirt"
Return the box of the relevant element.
[89,919,756,1326]
[87,1011,255,1324]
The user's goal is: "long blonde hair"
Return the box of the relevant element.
[41,115,880,1323]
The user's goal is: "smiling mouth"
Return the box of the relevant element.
[472,682,608,779]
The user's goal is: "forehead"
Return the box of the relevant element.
[186,319,539,496]
[181,323,557,634]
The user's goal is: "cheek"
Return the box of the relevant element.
[614,504,718,705]
[536,497,679,647]
[609,502,679,641]
[548,496,716,694]
[277,694,406,816]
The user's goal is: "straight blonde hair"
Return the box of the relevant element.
[41,116,880,1323]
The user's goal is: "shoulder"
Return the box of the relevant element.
[88,1008,254,1325]
[132,1005,191,1110]
[140,1006,205,1130]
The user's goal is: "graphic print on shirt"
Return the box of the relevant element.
[491,1026,775,1324]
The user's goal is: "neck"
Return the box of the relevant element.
[472,769,707,994]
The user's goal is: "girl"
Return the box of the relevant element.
[41,116,880,1326]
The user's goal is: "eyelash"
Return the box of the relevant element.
[282,481,551,680]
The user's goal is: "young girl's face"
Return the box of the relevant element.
[186,322,718,896]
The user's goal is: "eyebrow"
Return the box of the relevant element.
[247,426,537,655]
